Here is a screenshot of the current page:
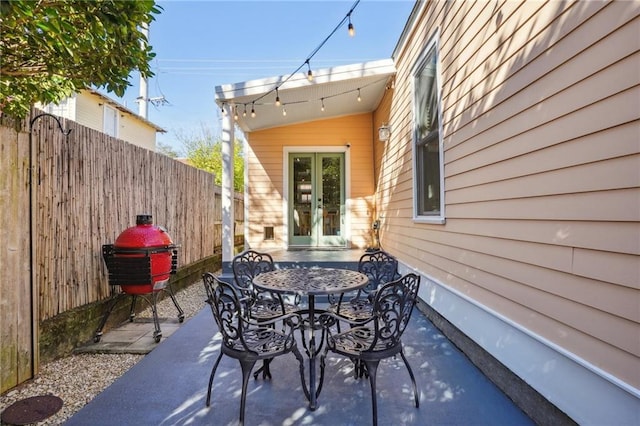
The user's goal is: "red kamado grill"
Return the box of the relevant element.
[94,214,185,343]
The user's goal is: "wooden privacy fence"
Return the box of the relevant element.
[0,110,243,391]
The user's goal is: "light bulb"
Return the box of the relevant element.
[306,61,313,81]
[348,15,355,37]
[243,105,247,117]
[275,88,281,106]
[321,98,325,112]
[357,88,361,102]
[251,103,256,118]
[282,107,287,116]
[233,106,239,120]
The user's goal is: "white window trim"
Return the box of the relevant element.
[43,95,76,120]
[411,30,446,225]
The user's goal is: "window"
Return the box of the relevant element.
[413,36,444,221]
[103,105,118,137]
[43,95,75,119]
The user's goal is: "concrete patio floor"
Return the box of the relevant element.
[66,298,534,426]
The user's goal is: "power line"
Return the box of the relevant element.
[248,0,361,105]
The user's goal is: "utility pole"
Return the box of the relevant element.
[138,22,149,119]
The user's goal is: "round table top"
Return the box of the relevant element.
[252,268,369,296]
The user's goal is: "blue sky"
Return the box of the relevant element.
[115,1,415,154]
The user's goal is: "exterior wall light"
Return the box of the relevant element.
[378,124,391,142]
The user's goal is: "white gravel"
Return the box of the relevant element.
[1,279,209,425]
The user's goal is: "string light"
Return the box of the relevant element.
[348,12,355,37]
[235,80,379,120]
[236,0,360,116]
[282,106,287,116]
[222,1,365,119]
[221,103,227,116]
[306,61,313,82]
[233,105,239,120]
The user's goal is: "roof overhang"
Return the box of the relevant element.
[86,88,167,133]
[214,59,396,133]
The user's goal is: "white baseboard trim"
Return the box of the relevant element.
[404,266,640,426]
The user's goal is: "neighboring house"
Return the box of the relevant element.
[39,88,165,151]
[215,1,639,425]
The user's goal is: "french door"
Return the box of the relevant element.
[289,153,345,247]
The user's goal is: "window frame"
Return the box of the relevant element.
[412,32,445,224]
[43,95,75,120]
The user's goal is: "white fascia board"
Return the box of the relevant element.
[214,58,395,104]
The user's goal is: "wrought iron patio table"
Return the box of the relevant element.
[252,267,368,410]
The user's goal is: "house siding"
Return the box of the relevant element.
[381,0,639,423]
[75,91,103,131]
[246,113,376,250]
[73,90,157,150]
[119,115,156,151]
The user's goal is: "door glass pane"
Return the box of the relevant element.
[293,157,312,236]
[321,156,341,236]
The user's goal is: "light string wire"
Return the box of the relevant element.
[222,0,361,115]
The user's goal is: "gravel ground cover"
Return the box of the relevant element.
[1,280,208,425]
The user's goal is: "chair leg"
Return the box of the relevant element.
[399,349,420,408]
[352,358,369,379]
[206,352,223,407]
[253,358,272,380]
[238,358,257,426]
[363,360,380,426]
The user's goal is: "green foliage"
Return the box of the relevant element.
[177,126,245,192]
[0,0,162,118]
[156,141,180,158]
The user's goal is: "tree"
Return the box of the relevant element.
[156,141,180,158]
[177,126,245,192]
[0,0,162,118]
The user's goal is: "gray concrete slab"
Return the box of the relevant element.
[74,318,183,355]
[66,305,534,426]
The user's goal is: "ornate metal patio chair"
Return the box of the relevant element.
[202,272,305,426]
[232,249,299,379]
[319,273,421,426]
[328,249,400,329]
[232,250,300,318]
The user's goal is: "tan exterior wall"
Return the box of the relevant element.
[379,0,639,420]
[246,113,376,250]
[75,90,157,150]
[75,91,103,131]
[372,84,393,187]
[119,115,156,151]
